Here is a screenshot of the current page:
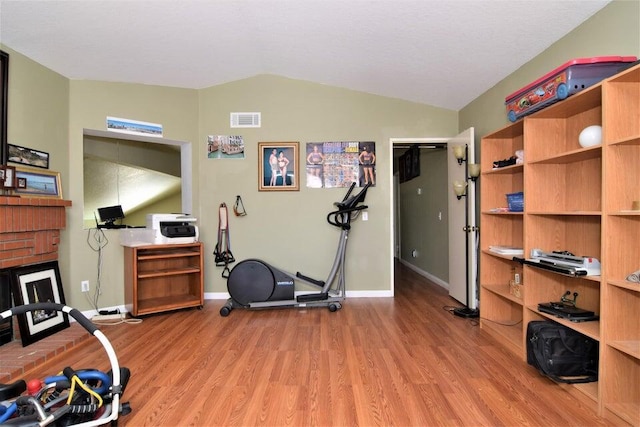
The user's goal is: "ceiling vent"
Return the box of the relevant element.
[230,112,261,128]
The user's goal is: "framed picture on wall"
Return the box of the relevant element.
[258,142,299,191]
[7,144,50,169]
[0,165,16,188]
[9,261,69,347]
[13,167,62,199]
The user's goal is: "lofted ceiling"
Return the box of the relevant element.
[0,0,612,111]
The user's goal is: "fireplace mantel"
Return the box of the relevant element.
[0,196,72,269]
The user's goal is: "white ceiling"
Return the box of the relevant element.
[0,0,612,111]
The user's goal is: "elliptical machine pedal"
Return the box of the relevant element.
[296,292,329,303]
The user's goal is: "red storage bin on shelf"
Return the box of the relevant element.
[505,56,637,122]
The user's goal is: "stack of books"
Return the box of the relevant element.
[488,245,524,256]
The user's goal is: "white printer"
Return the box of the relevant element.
[146,213,198,244]
[120,213,198,247]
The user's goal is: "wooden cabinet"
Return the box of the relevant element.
[480,63,639,425]
[124,242,204,316]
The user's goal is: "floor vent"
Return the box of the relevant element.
[230,112,261,128]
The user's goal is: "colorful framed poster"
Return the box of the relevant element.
[306,141,376,188]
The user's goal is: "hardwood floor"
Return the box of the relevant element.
[22,262,612,426]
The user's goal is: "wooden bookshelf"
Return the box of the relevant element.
[480,63,640,425]
[124,242,204,316]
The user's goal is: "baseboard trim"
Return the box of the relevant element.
[397,258,449,290]
[204,290,393,300]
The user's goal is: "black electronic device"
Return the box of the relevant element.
[97,205,126,229]
[537,302,598,322]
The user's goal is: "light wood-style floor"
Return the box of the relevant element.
[24,261,612,426]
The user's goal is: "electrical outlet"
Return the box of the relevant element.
[81,280,90,292]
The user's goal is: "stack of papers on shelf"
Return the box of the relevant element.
[489,245,524,256]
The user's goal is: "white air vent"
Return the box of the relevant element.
[230,112,261,128]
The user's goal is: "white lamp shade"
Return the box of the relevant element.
[453,145,465,160]
[468,163,481,178]
[453,180,467,197]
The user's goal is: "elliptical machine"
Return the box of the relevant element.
[219,182,370,316]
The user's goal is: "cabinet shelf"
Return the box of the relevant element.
[136,294,203,315]
[607,341,640,360]
[483,211,523,216]
[480,319,523,355]
[526,305,600,341]
[482,283,523,305]
[482,249,520,261]
[604,403,639,427]
[527,211,601,216]
[483,164,523,175]
[528,145,601,165]
[124,242,204,316]
[568,381,599,403]
[137,266,201,279]
[609,279,640,293]
[609,134,640,146]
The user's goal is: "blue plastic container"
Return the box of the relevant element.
[507,192,524,212]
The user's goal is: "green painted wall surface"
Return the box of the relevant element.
[197,75,458,295]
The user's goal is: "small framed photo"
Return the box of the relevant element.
[9,261,69,347]
[258,142,299,191]
[0,165,16,188]
[7,144,50,169]
[13,166,62,199]
[17,177,27,189]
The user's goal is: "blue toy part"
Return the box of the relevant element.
[556,83,568,100]
[44,370,112,395]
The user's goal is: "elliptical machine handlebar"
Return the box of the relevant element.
[327,183,370,230]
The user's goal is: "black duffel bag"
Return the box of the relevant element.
[526,320,599,384]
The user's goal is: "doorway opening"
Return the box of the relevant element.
[389,129,477,312]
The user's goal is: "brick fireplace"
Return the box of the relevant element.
[0,195,89,382]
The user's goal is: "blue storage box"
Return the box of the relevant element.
[507,192,524,212]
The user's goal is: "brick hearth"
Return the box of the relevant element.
[0,195,74,382]
[0,322,89,383]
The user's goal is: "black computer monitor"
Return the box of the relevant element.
[97,205,125,228]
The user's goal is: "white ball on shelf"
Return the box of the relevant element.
[578,125,602,148]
